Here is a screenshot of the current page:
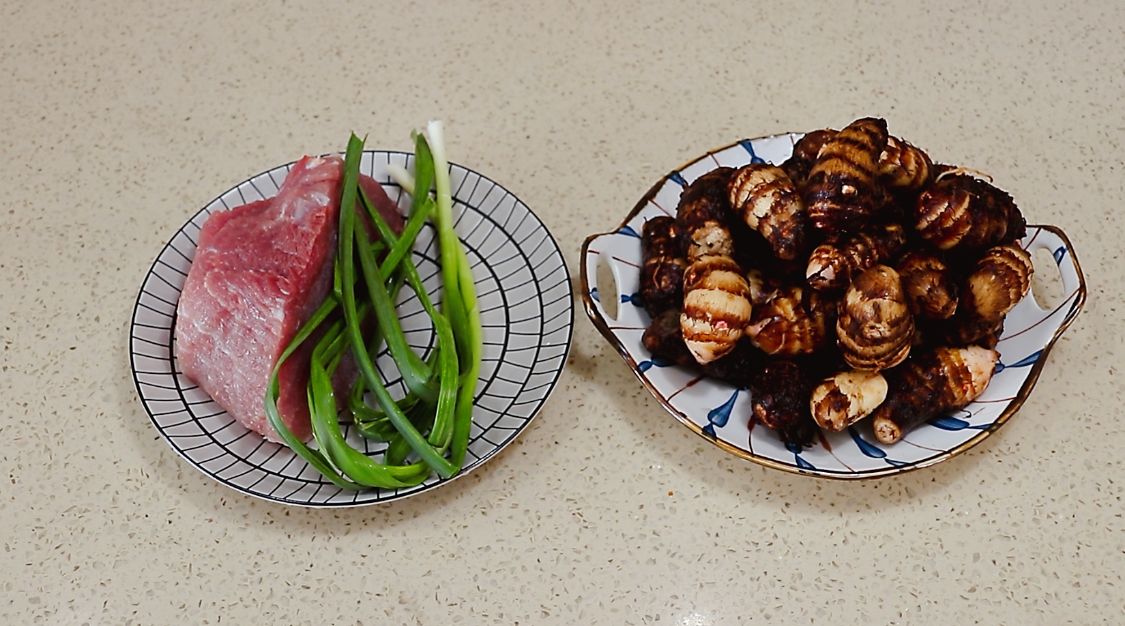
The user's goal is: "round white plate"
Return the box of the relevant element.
[131,151,573,506]
[581,133,1086,479]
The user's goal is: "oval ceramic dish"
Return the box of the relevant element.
[132,151,573,506]
[580,132,1086,479]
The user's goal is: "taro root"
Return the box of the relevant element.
[942,314,1005,348]
[805,288,839,344]
[747,359,817,446]
[642,215,679,257]
[964,244,1033,322]
[804,117,889,232]
[871,346,999,444]
[806,223,907,291]
[836,265,914,371]
[700,339,767,387]
[878,135,933,191]
[642,308,695,367]
[914,173,1026,252]
[727,164,808,261]
[640,216,688,316]
[680,255,752,364]
[745,268,778,306]
[897,251,959,319]
[781,128,837,186]
[746,286,831,356]
[937,243,1031,346]
[810,370,888,432]
[676,167,735,260]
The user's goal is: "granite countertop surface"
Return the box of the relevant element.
[2,1,1122,623]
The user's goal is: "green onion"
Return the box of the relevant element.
[266,124,483,489]
[357,168,459,452]
[264,297,360,490]
[424,121,483,467]
[340,134,457,479]
[307,315,429,488]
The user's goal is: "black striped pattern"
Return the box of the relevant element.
[130,151,573,507]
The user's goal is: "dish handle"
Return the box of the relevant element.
[579,228,643,331]
[1023,224,1087,332]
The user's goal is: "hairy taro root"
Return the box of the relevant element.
[806,223,907,291]
[897,252,959,319]
[700,339,767,387]
[729,222,794,279]
[746,286,832,356]
[810,370,889,432]
[914,174,1027,251]
[871,346,999,444]
[748,359,818,446]
[804,117,889,232]
[942,315,1005,348]
[642,308,695,367]
[964,244,1034,322]
[679,255,752,365]
[878,135,933,191]
[728,164,809,261]
[938,243,1031,346]
[745,268,778,306]
[780,128,837,188]
[676,167,735,260]
[639,216,688,316]
[836,265,914,371]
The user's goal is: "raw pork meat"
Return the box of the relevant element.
[175,155,402,441]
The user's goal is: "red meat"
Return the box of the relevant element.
[175,155,402,441]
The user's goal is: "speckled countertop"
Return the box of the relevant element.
[2,1,1123,624]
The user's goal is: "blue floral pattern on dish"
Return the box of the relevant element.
[995,349,1042,374]
[620,292,644,306]
[702,390,739,437]
[928,415,990,431]
[1053,246,1067,264]
[738,139,767,164]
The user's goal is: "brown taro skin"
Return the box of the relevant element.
[679,255,752,365]
[836,264,915,371]
[804,117,889,233]
[897,252,959,320]
[642,308,696,367]
[914,174,1027,253]
[806,223,907,292]
[940,314,1005,348]
[727,164,809,261]
[878,135,933,192]
[745,286,831,356]
[809,370,889,432]
[639,216,688,316]
[963,244,1034,323]
[701,338,768,387]
[747,359,818,446]
[938,243,1032,345]
[871,346,999,444]
[641,216,679,263]
[781,129,837,186]
[676,167,736,260]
